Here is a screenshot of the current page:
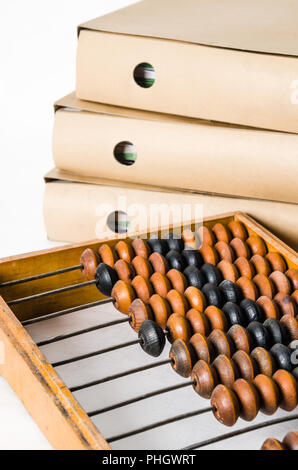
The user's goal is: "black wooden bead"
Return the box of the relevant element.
[138,320,166,357]
[166,233,185,252]
[240,299,263,325]
[263,318,290,346]
[247,321,270,349]
[222,302,246,327]
[147,237,169,256]
[270,343,293,372]
[292,366,298,380]
[200,263,223,286]
[219,280,243,304]
[183,266,206,290]
[202,283,224,308]
[181,249,203,268]
[94,263,119,296]
[166,250,187,272]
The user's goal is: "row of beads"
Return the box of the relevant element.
[261,430,298,450]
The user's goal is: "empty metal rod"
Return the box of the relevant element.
[0,264,83,288]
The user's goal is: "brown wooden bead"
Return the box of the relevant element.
[80,248,100,280]
[253,274,275,299]
[167,313,192,343]
[199,243,219,266]
[215,241,235,263]
[128,299,154,332]
[234,257,255,279]
[228,220,248,241]
[149,294,171,329]
[115,240,134,263]
[182,229,197,249]
[285,268,298,291]
[211,384,240,426]
[213,355,239,387]
[227,324,253,354]
[131,275,153,303]
[236,276,259,301]
[197,226,215,246]
[114,259,136,283]
[246,235,267,257]
[250,347,276,377]
[232,379,259,421]
[166,269,187,294]
[283,431,298,450]
[217,260,239,282]
[250,255,271,276]
[253,374,279,415]
[186,309,210,336]
[111,280,136,314]
[184,286,206,312]
[273,369,297,411]
[132,255,153,279]
[150,272,172,298]
[148,252,169,275]
[269,271,291,295]
[166,290,189,316]
[131,238,151,259]
[190,333,215,363]
[209,329,235,357]
[230,239,251,259]
[98,244,118,267]
[292,290,298,304]
[261,438,286,450]
[191,360,219,398]
[204,306,228,332]
[256,296,280,319]
[274,292,298,317]
[212,223,232,243]
[232,350,258,381]
[265,252,287,273]
[169,339,197,378]
[280,314,298,341]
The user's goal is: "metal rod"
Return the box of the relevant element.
[107,407,213,443]
[0,264,83,288]
[88,381,194,417]
[182,414,298,450]
[69,359,172,393]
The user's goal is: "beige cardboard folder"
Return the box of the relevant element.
[53,93,298,204]
[44,169,298,250]
[76,0,298,133]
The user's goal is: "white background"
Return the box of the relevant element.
[0,0,139,450]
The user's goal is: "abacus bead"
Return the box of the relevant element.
[114,259,136,283]
[128,299,154,332]
[147,237,168,256]
[230,239,251,259]
[261,438,286,451]
[283,431,298,450]
[263,318,289,346]
[250,255,271,277]
[111,280,136,314]
[213,355,239,387]
[253,374,279,415]
[183,266,205,290]
[115,240,134,263]
[202,283,224,308]
[184,286,206,312]
[190,333,215,363]
[191,360,219,399]
[285,268,298,291]
[150,272,171,298]
[236,277,259,301]
[270,344,292,372]
[131,275,153,303]
[197,226,215,246]
[131,238,151,258]
[204,306,228,332]
[227,220,248,241]
[274,293,298,317]
[149,294,171,329]
[138,320,165,357]
[209,329,234,357]
[256,296,280,319]
[80,249,100,280]
[246,235,267,257]
[166,313,192,343]
[250,347,276,377]
[219,280,243,304]
[186,309,210,336]
[292,290,298,304]
[232,350,258,381]
[222,302,246,327]
[269,272,291,295]
[132,256,153,279]
[98,244,118,267]
[234,257,255,279]
[240,298,263,324]
[166,269,187,293]
[199,244,219,266]
[247,321,270,349]
[273,369,298,411]
[182,229,197,250]
[280,314,298,341]
[292,366,298,380]
[232,379,260,421]
[169,339,197,377]
[148,252,169,275]
[94,263,119,296]
[166,233,184,252]
[181,249,203,268]
[227,324,253,354]
[211,384,240,426]
[215,241,235,263]
[166,290,189,316]
[212,223,232,243]
[217,260,239,283]
[253,274,275,299]
[266,252,287,273]
[200,263,222,286]
[165,250,186,272]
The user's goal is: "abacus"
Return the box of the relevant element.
[0,212,297,450]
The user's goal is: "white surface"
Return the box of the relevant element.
[0,0,139,450]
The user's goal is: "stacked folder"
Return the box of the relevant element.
[44,0,298,249]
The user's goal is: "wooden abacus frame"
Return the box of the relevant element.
[0,212,297,450]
